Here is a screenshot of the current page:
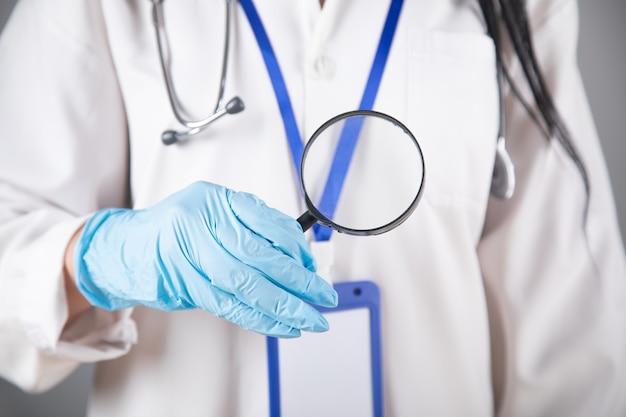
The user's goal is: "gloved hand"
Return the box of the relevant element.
[73,181,338,338]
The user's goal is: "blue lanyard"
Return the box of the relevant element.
[240,0,403,241]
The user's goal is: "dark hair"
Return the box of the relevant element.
[478,0,590,216]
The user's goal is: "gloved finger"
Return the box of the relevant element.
[199,233,337,308]
[187,279,305,338]
[228,190,317,271]
[200,249,331,331]
[248,250,338,308]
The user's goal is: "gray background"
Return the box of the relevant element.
[0,1,624,416]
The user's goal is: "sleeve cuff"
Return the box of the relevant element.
[1,215,137,361]
[57,307,137,362]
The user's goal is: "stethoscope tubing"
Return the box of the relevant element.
[151,0,243,142]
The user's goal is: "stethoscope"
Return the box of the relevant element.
[150,0,244,145]
[491,59,515,199]
[149,0,515,199]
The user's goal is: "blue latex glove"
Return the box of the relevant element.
[74,181,338,338]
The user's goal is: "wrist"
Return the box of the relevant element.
[63,224,92,327]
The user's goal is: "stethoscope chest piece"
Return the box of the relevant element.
[490,135,515,199]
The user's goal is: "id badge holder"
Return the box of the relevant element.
[267,281,383,417]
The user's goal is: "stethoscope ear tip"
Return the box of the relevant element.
[162,130,179,145]
[226,97,245,114]
[160,98,244,146]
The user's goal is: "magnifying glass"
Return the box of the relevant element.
[296,110,426,236]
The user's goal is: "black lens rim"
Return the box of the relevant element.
[300,110,426,236]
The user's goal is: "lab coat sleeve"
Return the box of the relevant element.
[477,0,626,415]
[0,0,137,393]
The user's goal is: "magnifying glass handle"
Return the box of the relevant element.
[297,211,317,232]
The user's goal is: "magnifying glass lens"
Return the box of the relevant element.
[300,111,425,236]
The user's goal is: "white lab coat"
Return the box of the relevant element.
[0,0,625,416]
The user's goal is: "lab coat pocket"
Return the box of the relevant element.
[408,30,499,208]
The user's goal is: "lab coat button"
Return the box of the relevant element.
[308,55,336,79]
